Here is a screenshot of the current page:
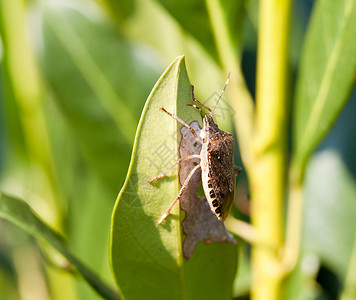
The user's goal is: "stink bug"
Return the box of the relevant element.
[149,73,241,224]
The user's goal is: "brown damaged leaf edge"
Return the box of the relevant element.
[179,122,236,259]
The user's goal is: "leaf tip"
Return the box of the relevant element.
[175,54,185,63]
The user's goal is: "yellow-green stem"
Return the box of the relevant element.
[282,168,303,274]
[252,0,293,299]
[339,231,356,300]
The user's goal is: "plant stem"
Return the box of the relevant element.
[226,217,277,250]
[251,0,293,299]
[205,0,255,170]
[281,168,303,274]
[339,231,356,300]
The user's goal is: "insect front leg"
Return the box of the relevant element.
[191,85,212,112]
[159,107,203,143]
[234,166,242,177]
[148,154,201,184]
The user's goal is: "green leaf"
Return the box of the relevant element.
[154,0,245,61]
[304,151,356,278]
[95,0,136,24]
[38,1,160,194]
[293,0,356,175]
[110,56,237,300]
[302,95,356,280]
[0,192,119,300]
[283,95,356,299]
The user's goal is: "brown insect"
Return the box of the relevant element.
[149,73,241,224]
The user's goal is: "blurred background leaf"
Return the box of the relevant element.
[302,91,356,295]
[286,1,356,298]
[154,0,246,61]
[0,192,119,300]
[284,90,356,300]
[293,0,356,176]
[39,0,161,194]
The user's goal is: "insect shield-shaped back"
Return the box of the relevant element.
[200,115,235,221]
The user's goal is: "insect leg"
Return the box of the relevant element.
[234,166,242,177]
[160,107,202,143]
[185,103,204,117]
[156,164,201,225]
[148,154,201,184]
[191,85,212,112]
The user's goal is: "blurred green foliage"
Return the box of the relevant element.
[0,0,355,299]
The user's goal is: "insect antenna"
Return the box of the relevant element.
[210,72,230,116]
